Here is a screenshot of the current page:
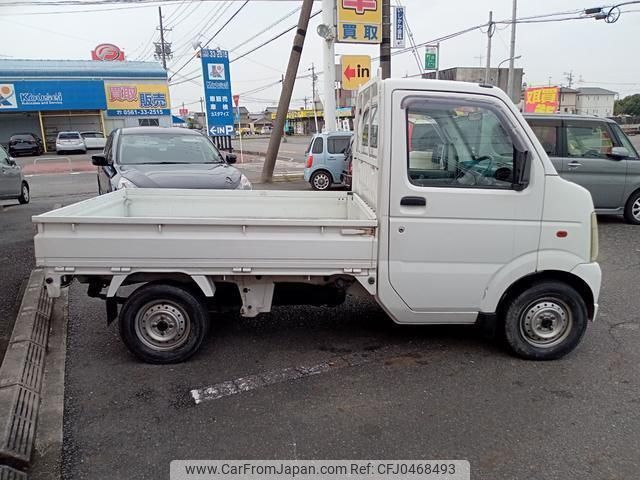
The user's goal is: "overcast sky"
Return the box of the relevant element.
[0,0,638,113]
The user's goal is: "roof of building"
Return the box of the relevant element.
[0,59,167,79]
[576,87,617,96]
[560,87,578,93]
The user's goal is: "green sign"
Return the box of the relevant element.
[425,47,438,70]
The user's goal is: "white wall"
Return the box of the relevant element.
[576,94,615,117]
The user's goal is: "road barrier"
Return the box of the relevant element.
[0,270,53,473]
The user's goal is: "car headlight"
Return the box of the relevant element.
[236,174,252,190]
[117,177,138,189]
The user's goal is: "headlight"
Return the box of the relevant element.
[236,174,252,190]
[117,177,138,189]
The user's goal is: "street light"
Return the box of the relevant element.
[498,55,521,69]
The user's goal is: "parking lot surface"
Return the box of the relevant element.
[59,214,640,480]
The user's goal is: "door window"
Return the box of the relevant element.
[611,124,639,159]
[529,124,558,156]
[370,106,379,149]
[565,124,614,158]
[328,137,350,154]
[311,137,324,154]
[406,101,517,189]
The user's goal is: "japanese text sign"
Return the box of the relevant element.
[338,0,382,44]
[105,83,170,117]
[525,86,559,113]
[201,49,235,137]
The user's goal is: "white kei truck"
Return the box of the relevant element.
[33,79,601,364]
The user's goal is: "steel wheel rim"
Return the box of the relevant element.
[22,185,29,201]
[632,198,640,221]
[519,297,572,348]
[134,300,191,351]
[313,173,330,190]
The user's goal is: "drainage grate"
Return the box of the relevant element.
[0,385,39,466]
[0,465,28,480]
[0,342,45,393]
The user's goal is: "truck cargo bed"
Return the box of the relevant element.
[33,189,378,276]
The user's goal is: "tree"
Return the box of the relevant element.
[615,94,640,116]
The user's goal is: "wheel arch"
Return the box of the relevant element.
[310,168,337,184]
[107,273,216,299]
[496,270,595,322]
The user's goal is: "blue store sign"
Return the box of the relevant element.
[0,80,106,112]
[200,49,234,137]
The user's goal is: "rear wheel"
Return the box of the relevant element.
[503,281,588,360]
[119,284,210,364]
[310,170,332,191]
[18,182,29,204]
[623,190,640,225]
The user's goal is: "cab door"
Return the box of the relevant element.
[560,120,627,209]
[385,91,544,322]
[326,135,352,182]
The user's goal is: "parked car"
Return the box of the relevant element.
[56,131,86,154]
[259,126,273,135]
[81,131,107,150]
[0,144,30,204]
[304,131,353,190]
[8,133,43,157]
[525,114,640,224]
[92,127,251,194]
[341,137,354,190]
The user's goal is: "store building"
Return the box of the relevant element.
[0,59,170,151]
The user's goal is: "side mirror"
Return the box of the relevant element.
[512,150,530,192]
[91,153,108,166]
[7,157,16,166]
[608,146,629,160]
[226,153,237,164]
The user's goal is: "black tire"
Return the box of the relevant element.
[310,170,332,191]
[119,284,210,364]
[18,182,30,204]
[623,190,640,225]
[503,281,588,360]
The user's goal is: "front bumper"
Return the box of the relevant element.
[571,262,602,321]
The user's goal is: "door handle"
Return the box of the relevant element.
[567,161,582,168]
[400,196,426,206]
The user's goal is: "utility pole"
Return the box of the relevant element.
[380,0,391,79]
[564,71,574,88]
[310,63,319,133]
[484,10,494,84]
[321,0,336,132]
[506,0,517,102]
[156,7,172,70]
[262,0,314,183]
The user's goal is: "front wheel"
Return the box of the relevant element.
[119,284,210,364]
[18,182,30,204]
[503,281,588,360]
[623,190,640,225]
[310,170,332,191]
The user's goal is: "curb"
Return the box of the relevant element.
[0,270,53,472]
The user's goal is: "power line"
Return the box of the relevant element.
[169,0,249,81]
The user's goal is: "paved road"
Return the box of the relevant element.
[233,135,311,161]
[57,227,640,477]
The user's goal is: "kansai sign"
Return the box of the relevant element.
[92,43,125,62]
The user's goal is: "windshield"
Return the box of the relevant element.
[11,134,34,142]
[118,133,225,165]
[58,133,80,140]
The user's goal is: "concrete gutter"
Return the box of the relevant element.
[0,270,55,476]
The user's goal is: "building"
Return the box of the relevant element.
[0,59,170,151]
[558,87,578,114]
[575,87,617,117]
[423,67,524,103]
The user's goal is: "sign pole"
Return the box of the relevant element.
[322,0,337,132]
[262,0,315,183]
[380,0,391,79]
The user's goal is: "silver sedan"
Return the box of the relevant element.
[0,145,30,204]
